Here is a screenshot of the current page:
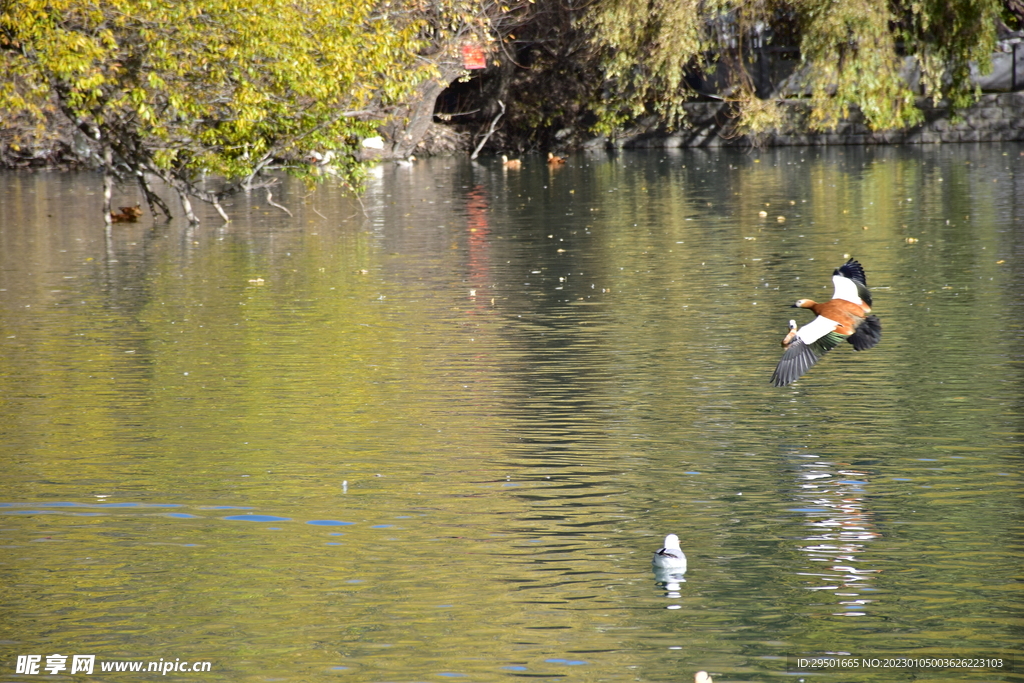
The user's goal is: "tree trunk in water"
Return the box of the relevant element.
[137,172,173,220]
[102,148,114,225]
[178,190,198,225]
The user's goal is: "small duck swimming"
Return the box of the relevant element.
[110,204,143,223]
[653,533,687,572]
[501,155,521,170]
[547,152,565,166]
[771,258,882,386]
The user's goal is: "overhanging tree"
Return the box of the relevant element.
[0,0,432,223]
[578,0,1003,136]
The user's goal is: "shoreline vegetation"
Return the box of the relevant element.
[1,0,1022,222]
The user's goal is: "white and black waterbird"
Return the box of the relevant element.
[652,534,688,572]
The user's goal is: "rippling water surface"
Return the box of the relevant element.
[1,144,1022,682]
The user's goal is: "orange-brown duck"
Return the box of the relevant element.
[110,204,143,223]
[771,259,881,386]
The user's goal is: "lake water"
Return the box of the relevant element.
[1,144,1022,683]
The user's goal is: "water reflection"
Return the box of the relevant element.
[1,144,1022,682]
[791,456,882,617]
[654,564,687,597]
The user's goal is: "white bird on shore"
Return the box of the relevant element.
[653,534,687,572]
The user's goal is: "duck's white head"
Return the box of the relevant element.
[663,534,681,549]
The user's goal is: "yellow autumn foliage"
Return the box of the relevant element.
[0,0,434,218]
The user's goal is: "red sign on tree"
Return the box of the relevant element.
[462,44,487,70]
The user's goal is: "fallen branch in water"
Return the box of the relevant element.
[471,100,504,160]
[265,188,293,216]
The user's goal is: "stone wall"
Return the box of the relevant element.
[619,92,1024,148]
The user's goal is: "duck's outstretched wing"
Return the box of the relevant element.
[835,259,867,285]
[847,314,882,351]
[833,259,872,306]
[771,316,845,386]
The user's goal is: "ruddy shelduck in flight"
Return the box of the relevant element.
[771,259,881,386]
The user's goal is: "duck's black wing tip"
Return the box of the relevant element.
[834,258,867,286]
[835,258,872,306]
